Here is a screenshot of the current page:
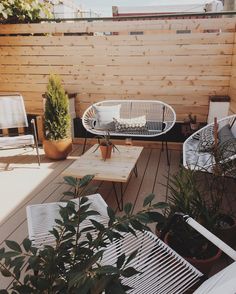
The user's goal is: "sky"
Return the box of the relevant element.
[75,0,208,16]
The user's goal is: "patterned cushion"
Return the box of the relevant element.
[218,125,236,159]
[113,116,147,133]
[198,126,215,152]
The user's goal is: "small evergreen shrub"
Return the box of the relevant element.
[44,74,71,141]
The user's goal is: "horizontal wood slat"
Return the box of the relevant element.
[0,18,235,34]
[229,32,236,114]
[0,44,233,56]
[0,18,235,121]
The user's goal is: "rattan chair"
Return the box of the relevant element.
[26,196,236,293]
[183,114,236,175]
[0,93,40,166]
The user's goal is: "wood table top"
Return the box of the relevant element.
[62,144,143,183]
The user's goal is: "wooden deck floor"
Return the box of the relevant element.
[0,144,235,289]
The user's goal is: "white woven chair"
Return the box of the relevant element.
[26,193,108,248]
[26,195,236,293]
[183,114,236,175]
[0,93,40,166]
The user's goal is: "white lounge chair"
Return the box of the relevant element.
[26,197,236,293]
[0,93,40,166]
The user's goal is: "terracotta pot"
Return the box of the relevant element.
[190,123,199,131]
[100,144,112,160]
[43,138,72,160]
[164,233,222,276]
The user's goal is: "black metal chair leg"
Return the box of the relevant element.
[82,131,88,154]
[112,182,124,211]
[165,140,170,166]
[31,119,40,166]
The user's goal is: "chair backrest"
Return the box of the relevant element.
[26,194,109,248]
[0,94,28,130]
[102,230,203,294]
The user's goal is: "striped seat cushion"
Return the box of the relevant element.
[0,134,35,149]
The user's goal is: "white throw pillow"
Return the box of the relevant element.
[93,104,121,129]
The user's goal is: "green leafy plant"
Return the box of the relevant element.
[159,166,225,260]
[94,131,115,147]
[44,74,71,141]
[93,131,119,161]
[0,0,52,23]
[0,176,168,293]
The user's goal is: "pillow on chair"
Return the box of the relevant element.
[93,104,121,129]
[113,115,147,133]
[198,126,215,152]
[218,124,236,159]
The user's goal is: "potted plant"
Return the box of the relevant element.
[188,113,198,131]
[0,177,167,293]
[43,74,72,160]
[159,166,222,275]
[94,131,119,160]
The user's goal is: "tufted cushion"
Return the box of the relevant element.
[198,126,215,152]
[218,125,236,159]
[92,104,121,129]
[113,115,147,133]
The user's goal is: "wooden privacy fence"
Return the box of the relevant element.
[0,17,235,122]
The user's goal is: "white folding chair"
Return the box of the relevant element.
[0,93,40,166]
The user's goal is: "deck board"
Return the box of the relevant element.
[0,144,235,289]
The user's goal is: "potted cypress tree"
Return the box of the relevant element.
[43,74,72,160]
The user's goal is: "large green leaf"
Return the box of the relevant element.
[143,193,155,207]
[5,240,22,253]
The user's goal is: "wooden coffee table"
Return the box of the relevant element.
[62,144,143,210]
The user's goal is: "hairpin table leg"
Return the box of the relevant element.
[112,182,124,211]
[133,164,138,177]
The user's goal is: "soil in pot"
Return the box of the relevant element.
[43,138,72,160]
[164,232,222,276]
[100,144,113,160]
[215,215,236,247]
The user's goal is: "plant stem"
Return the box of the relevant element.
[0,262,24,286]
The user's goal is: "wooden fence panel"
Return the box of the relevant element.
[229,32,236,114]
[0,17,235,121]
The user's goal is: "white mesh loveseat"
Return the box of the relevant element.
[82,100,176,164]
[82,100,176,138]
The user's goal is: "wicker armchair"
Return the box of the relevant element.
[183,114,236,176]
